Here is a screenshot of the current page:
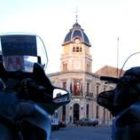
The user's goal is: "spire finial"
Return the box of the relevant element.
[75,7,78,23]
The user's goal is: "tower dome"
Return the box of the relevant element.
[62,22,91,47]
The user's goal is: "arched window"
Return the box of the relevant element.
[63,63,67,71]
[73,80,82,96]
[73,47,76,52]
[73,46,82,52]
[76,46,79,52]
[62,82,67,89]
[80,47,82,52]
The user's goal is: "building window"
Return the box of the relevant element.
[73,47,76,52]
[76,46,79,52]
[86,82,90,93]
[73,46,82,52]
[96,84,100,94]
[96,105,99,118]
[73,80,82,96]
[71,80,83,96]
[62,105,66,121]
[62,82,67,89]
[63,63,67,71]
[87,64,91,71]
[74,81,80,95]
[96,84,100,119]
[86,104,89,118]
[80,47,82,52]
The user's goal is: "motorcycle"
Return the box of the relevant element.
[97,52,140,140]
[0,33,71,140]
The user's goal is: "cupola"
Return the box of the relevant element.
[62,22,91,47]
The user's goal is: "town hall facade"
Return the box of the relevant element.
[48,21,116,125]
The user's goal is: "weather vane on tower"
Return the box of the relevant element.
[75,7,78,23]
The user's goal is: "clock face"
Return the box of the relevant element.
[75,38,80,43]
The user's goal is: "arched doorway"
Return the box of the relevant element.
[73,103,80,123]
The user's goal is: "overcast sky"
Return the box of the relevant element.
[0,0,140,73]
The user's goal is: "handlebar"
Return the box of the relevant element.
[0,62,54,102]
[21,78,53,102]
[100,76,119,83]
[23,78,45,92]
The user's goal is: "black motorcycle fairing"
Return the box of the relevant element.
[97,67,140,116]
[0,62,64,115]
[0,123,22,140]
[124,66,140,79]
[16,63,54,103]
[32,63,54,94]
[18,103,51,140]
[115,101,140,126]
[0,62,8,83]
[113,80,140,115]
[97,90,115,114]
[112,101,140,140]
[0,62,54,102]
[113,67,140,115]
[0,94,51,140]
[20,120,47,140]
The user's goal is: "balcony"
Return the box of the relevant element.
[71,92,96,100]
[85,92,94,100]
[72,95,84,100]
[71,92,84,99]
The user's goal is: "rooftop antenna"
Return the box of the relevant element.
[117,37,119,78]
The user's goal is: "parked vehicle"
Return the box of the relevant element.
[51,110,59,130]
[76,118,98,126]
[0,33,71,140]
[59,120,66,128]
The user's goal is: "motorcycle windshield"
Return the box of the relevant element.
[119,52,140,77]
[0,34,48,73]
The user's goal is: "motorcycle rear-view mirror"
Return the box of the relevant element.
[53,88,70,105]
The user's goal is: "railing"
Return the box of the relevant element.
[70,92,96,100]
[85,92,95,100]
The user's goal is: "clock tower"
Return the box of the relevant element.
[48,20,112,125]
[61,21,92,72]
